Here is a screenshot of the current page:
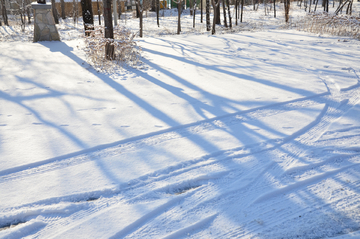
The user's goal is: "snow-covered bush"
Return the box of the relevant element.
[84,25,142,72]
[297,12,360,40]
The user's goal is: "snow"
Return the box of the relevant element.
[1,3,360,239]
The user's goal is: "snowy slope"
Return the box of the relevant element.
[1,5,360,239]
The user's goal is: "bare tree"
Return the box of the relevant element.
[73,0,79,25]
[1,0,9,26]
[193,0,196,27]
[51,0,59,24]
[211,0,220,34]
[201,0,203,23]
[81,0,94,35]
[60,0,66,19]
[173,0,182,34]
[274,0,276,17]
[135,0,144,37]
[156,0,160,27]
[206,0,210,30]
[284,0,290,22]
[103,0,114,59]
[222,0,228,27]
[240,0,244,22]
[97,0,101,25]
[226,0,231,28]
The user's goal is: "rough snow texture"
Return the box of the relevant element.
[1,4,360,239]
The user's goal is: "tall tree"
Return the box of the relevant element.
[273,0,276,17]
[192,0,196,27]
[222,0,228,27]
[211,0,220,34]
[284,0,290,22]
[51,0,59,24]
[97,0,101,25]
[135,0,144,37]
[214,0,220,24]
[156,0,160,27]
[226,0,231,28]
[60,0,66,19]
[240,0,244,22]
[1,0,8,26]
[206,0,210,30]
[81,0,94,35]
[103,0,114,59]
[201,0,203,23]
[175,0,182,34]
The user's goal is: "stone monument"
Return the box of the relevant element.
[31,1,60,42]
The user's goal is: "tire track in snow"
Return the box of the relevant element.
[4,73,360,238]
[0,93,327,183]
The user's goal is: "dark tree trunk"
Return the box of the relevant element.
[135,0,143,36]
[60,0,66,19]
[222,0,228,27]
[193,2,196,27]
[201,0,203,22]
[156,0,160,27]
[227,0,231,28]
[26,0,31,23]
[314,0,318,11]
[273,0,276,17]
[97,0,101,25]
[211,0,219,34]
[177,0,181,34]
[284,0,290,22]
[51,0,59,24]
[309,0,311,12]
[206,0,211,30]
[104,0,114,59]
[240,0,244,22]
[215,0,220,24]
[235,0,238,25]
[81,0,94,35]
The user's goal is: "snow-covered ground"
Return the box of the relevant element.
[1,3,360,239]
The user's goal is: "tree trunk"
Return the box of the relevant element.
[60,0,66,19]
[97,0,101,25]
[177,0,181,34]
[206,0,210,30]
[222,0,228,27]
[240,0,244,22]
[81,0,94,35]
[284,0,290,22]
[215,0,220,24]
[51,0,59,24]
[211,0,219,34]
[273,0,276,17]
[193,2,196,27]
[104,0,114,59]
[201,0,203,22]
[156,0,160,27]
[235,0,238,25]
[26,0,31,23]
[73,0,78,25]
[227,0,231,28]
[1,0,8,26]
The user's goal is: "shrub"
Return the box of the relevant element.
[84,25,142,72]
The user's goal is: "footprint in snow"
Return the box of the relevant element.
[60,124,69,127]
[0,124,7,126]
[32,123,43,125]
[92,124,101,126]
